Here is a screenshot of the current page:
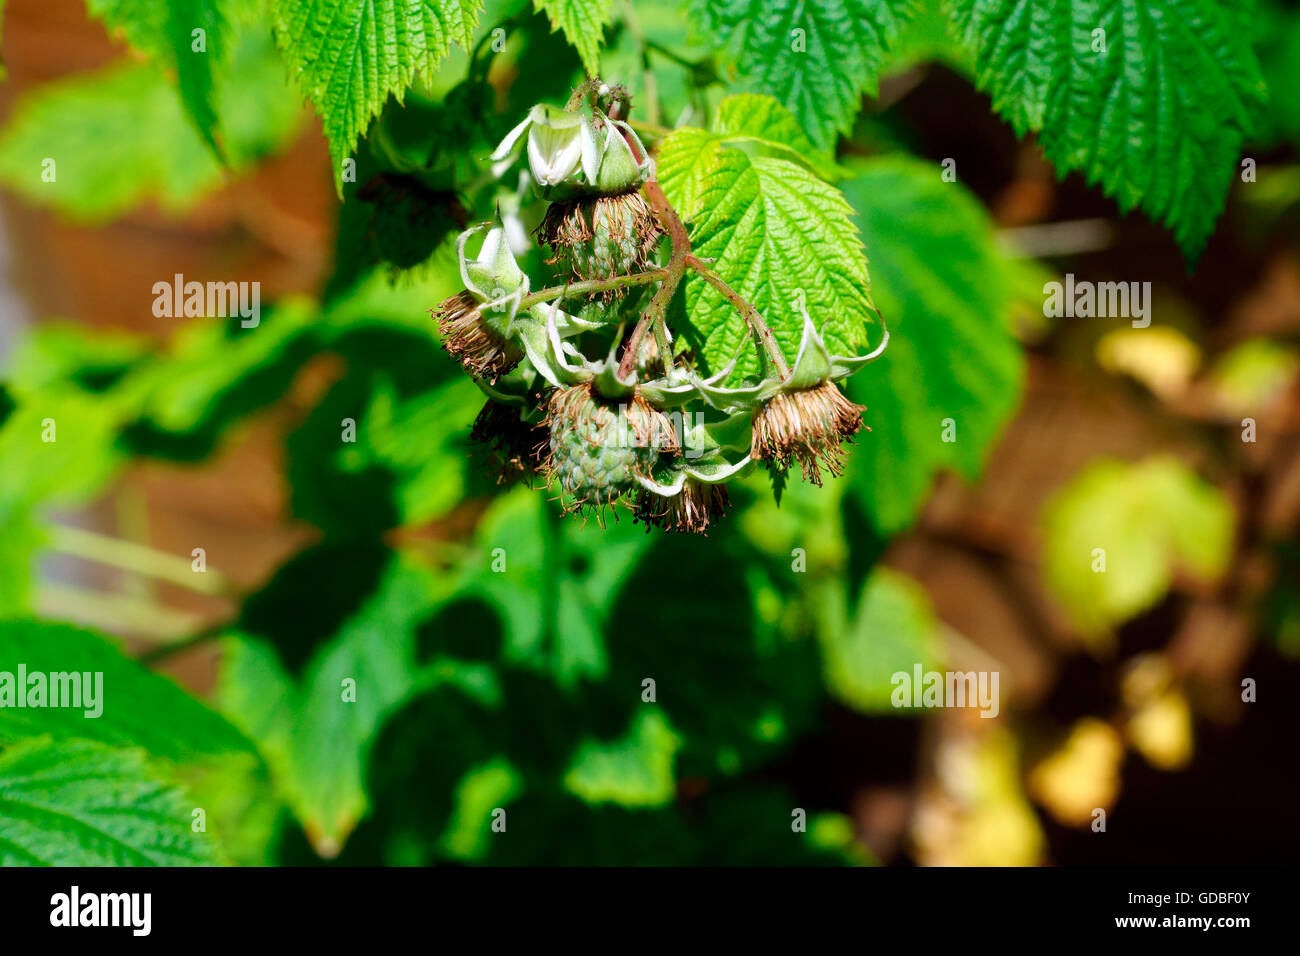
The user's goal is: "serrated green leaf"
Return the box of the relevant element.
[86,0,229,158]
[714,94,817,155]
[653,125,719,222]
[691,0,914,148]
[947,0,1267,259]
[0,738,218,866]
[658,123,877,377]
[840,156,1024,533]
[273,0,484,192]
[536,0,613,76]
[0,619,252,761]
[1041,457,1234,639]
[712,93,845,180]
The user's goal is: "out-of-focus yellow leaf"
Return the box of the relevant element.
[1206,337,1300,417]
[1029,718,1124,827]
[1127,690,1194,771]
[1120,653,1176,705]
[1120,653,1193,770]
[1041,457,1235,647]
[1096,326,1200,401]
[914,730,1044,866]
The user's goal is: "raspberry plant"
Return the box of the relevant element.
[434,80,888,532]
[0,0,1283,868]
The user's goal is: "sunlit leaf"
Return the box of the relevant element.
[841,156,1024,533]
[273,0,484,191]
[1041,457,1235,639]
[0,738,218,866]
[0,620,252,760]
[948,0,1267,259]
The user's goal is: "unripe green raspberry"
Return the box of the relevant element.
[544,383,677,514]
[538,190,662,286]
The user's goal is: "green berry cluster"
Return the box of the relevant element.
[432,82,887,533]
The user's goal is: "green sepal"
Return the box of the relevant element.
[474,360,541,406]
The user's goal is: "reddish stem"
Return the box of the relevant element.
[617,178,690,380]
[683,254,791,380]
[610,119,790,382]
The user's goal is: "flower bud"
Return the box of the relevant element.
[491,104,653,197]
[432,221,530,382]
[592,123,646,193]
[491,104,597,191]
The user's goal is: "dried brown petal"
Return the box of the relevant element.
[538,189,662,287]
[634,479,731,535]
[470,399,548,485]
[431,290,523,382]
[750,381,865,486]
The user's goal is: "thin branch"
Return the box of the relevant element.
[618,178,691,380]
[684,254,791,379]
[47,524,234,597]
[644,39,705,72]
[519,269,668,310]
[37,585,207,642]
